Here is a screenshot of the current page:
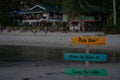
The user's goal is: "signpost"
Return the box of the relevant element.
[65,68,107,76]
[64,36,107,80]
[64,53,107,62]
[72,36,105,45]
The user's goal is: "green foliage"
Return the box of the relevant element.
[0,15,6,26]
[62,0,89,30]
[103,23,114,34]
[62,0,89,15]
[103,23,120,34]
[114,24,120,34]
[103,14,120,34]
[0,15,17,27]
[21,25,32,30]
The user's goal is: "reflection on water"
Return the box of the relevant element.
[0,45,120,80]
[0,45,120,62]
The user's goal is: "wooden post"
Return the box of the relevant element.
[85,44,89,80]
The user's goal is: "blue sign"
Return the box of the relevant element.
[64,53,107,62]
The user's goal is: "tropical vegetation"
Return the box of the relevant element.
[0,0,120,33]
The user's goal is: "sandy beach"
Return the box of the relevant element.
[0,30,120,51]
[0,61,120,80]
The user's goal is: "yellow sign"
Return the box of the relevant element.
[72,36,105,45]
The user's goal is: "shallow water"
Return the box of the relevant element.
[0,61,120,80]
[0,45,120,62]
[0,45,120,80]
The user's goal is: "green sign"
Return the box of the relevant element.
[65,68,107,76]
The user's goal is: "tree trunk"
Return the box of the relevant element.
[69,15,74,32]
[80,15,85,32]
[78,20,81,32]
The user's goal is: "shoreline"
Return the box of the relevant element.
[0,31,120,52]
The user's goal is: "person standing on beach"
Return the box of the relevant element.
[32,28,37,36]
[0,25,4,35]
[44,26,48,36]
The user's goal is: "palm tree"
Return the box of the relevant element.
[62,0,89,32]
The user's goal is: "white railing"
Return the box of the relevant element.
[22,19,42,23]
